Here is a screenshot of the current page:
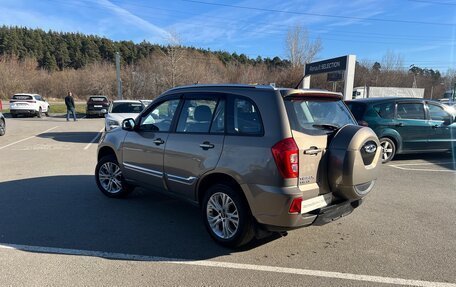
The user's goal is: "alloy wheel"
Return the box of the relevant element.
[98,162,123,194]
[206,192,240,239]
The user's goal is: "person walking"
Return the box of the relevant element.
[65,91,77,121]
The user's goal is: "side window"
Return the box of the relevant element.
[35,95,42,101]
[176,99,218,133]
[428,104,451,121]
[210,100,225,133]
[396,103,425,120]
[373,102,395,119]
[140,99,180,132]
[229,97,263,135]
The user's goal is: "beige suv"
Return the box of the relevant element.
[96,84,381,247]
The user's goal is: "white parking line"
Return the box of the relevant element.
[389,161,456,173]
[83,127,105,150]
[0,126,59,150]
[0,243,454,287]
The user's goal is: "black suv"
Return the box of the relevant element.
[86,96,109,118]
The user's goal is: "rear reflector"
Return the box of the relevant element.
[289,197,302,214]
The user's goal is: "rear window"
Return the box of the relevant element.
[110,102,144,113]
[285,98,356,134]
[89,97,107,102]
[12,95,33,101]
[346,102,367,121]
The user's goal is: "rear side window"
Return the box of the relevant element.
[397,103,425,120]
[285,98,356,134]
[346,102,366,121]
[227,97,263,135]
[373,102,395,119]
[428,104,451,121]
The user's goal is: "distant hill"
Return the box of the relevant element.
[0,26,290,71]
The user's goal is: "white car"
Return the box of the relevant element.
[10,93,50,118]
[105,100,145,131]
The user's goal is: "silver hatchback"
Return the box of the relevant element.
[96,84,381,247]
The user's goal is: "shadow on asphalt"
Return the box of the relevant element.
[392,152,455,170]
[0,175,279,260]
[37,132,101,143]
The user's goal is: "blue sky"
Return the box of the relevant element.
[1,0,456,71]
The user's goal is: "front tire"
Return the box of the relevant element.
[95,154,135,198]
[202,184,255,248]
[0,119,5,136]
[380,138,396,163]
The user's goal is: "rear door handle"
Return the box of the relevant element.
[304,147,322,155]
[432,124,440,129]
[153,138,165,145]
[199,141,215,150]
[395,123,404,127]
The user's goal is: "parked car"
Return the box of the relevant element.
[96,84,381,247]
[9,93,50,118]
[0,112,5,136]
[104,100,145,131]
[346,97,456,163]
[86,95,110,118]
[139,99,153,107]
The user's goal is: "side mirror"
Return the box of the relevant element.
[122,118,136,131]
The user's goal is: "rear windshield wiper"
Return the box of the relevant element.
[312,124,340,131]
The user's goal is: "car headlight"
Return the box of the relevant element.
[107,119,120,131]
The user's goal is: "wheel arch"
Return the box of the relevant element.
[197,172,248,207]
[379,129,402,153]
[98,146,117,162]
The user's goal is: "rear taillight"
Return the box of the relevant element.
[289,197,302,214]
[272,137,299,179]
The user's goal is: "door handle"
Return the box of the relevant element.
[199,141,215,150]
[153,138,165,145]
[432,124,440,129]
[304,147,322,155]
[395,123,404,127]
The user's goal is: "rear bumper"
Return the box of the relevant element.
[10,109,37,114]
[86,110,107,116]
[243,183,363,231]
[263,200,361,232]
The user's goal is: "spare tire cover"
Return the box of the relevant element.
[327,125,381,200]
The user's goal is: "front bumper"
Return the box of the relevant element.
[86,110,107,116]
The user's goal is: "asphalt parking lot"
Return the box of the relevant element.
[0,116,455,287]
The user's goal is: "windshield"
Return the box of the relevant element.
[285,98,356,134]
[110,102,144,113]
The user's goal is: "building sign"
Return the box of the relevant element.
[305,56,347,75]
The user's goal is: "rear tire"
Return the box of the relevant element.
[37,107,43,118]
[380,138,396,163]
[45,106,50,117]
[95,154,135,198]
[202,184,255,248]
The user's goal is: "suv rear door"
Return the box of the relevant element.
[163,94,225,199]
[395,101,430,150]
[283,94,357,198]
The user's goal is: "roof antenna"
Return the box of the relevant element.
[294,75,305,89]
